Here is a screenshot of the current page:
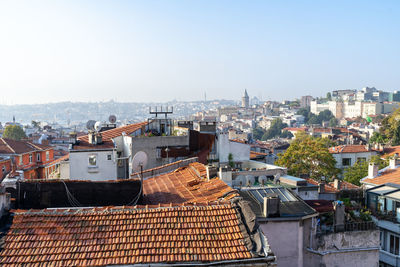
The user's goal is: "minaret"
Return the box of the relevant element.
[241,89,249,108]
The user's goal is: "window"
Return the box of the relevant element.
[19,156,22,165]
[107,154,112,161]
[2,166,5,173]
[29,154,33,163]
[390,234,400,255]
[342,158,351,166]
[46,151,50,161]
[357,157,366,163]
[88,155,97,167]
[37,153,41,162]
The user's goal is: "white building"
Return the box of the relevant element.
[329,145,377,170]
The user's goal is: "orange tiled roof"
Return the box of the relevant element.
[0,204,253,266]
[0,138,52,155]
[329,145,372,154]
[143,163,237,204]
[78,122,147,143]
[250,151,268,159]
[362,167,400,186]
[383,146,400,158]
[306,178,338,193]
[328,180,360,190]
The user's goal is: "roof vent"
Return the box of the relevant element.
[263,195,280,218]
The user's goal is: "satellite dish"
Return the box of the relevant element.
[94,121,102,132]
[234,175,246,187]
[245,175,255,186]
[109,115,117,124]
[132,151,148,173]
[86,120,96,130]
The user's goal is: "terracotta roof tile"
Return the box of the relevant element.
[362,167,400,186]
[0,204,253,266]
[78,122,147,143]
[143,163,237,205]
[329,145,374,154]
[0,138,51,155]
[306,178,338,193]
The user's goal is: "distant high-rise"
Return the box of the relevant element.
[242,89,249,108]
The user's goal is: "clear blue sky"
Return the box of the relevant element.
[0,0,399,104]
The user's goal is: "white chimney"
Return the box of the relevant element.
[368,163,378,178]
[334,178,341,190]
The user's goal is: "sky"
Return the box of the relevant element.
[0,0,399,104]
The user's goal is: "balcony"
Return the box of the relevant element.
[373,211,400,233]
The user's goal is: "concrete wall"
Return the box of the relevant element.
[217,133,250,163]
[333,151,377,169]
[260,220,304,267]
[131,135,189,169]
[59,161,70,179]
[69,150,117,181]
[305,230,380,267]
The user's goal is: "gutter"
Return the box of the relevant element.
[113,257,277,266]
[306,246,380,256]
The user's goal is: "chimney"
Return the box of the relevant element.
[333,178,341,190]
[365,143,371,151]
[333,201,345,232]
[88,131,96,145]
[69,132,77,145]
[368,163,378,178]
[95,133,103,145]
[318,182,325,193]
[389,154,400,169]
[263,195,280,218]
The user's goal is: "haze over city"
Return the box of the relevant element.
[1,0,400,104]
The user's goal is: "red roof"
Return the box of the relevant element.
[0,138,52,155]
[383,146,400,158]
[329,145,372,154]
[0,204,253,266]
[143,163,237,204]
[74,122,147,150]
[328,180,360,190]
[250,151,268,159]
[305,200,334,213]
[78,122,147,143]
[306,178,338,193]
[362,167,400,186]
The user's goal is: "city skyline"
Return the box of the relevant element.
[1,0,399,104]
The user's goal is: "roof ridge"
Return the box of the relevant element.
[0,138,16,154]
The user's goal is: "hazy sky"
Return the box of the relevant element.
[0,0,399,104]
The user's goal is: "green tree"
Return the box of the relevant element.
[329,117,338,127]
[253,127,265,140]
[280,130,294,139]
[343,156,388,186]
[275,134,340,180]
[326,92,332,101]
[262,118,288,140]
[3,125,27,141]
[296,107,311,123]
[228,153,234,168]
[369,132,387,144]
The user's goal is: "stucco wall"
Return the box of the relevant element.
[260,220,303,267]
[333,151,377,169]
[217,133,250,163]
[305,230,380,267]
[131,135,189,169]
[69,150,117,181]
